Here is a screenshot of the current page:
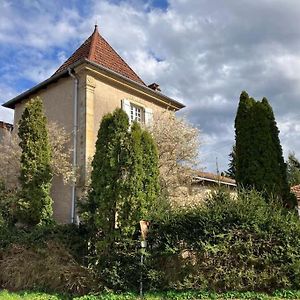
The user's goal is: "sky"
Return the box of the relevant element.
[1,0,300,173]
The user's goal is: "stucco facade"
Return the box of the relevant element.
[10,62,182,224]
[4,26,184,224]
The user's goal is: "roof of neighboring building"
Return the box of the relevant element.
[194,171,236,186]
[0,121,13,130]
[54,25,145,85]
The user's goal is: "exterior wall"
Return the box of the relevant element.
[13,77,74,224]
[170,182,237,209]
[75,66,170,185]
[11,65,177,224]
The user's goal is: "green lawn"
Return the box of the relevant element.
[1,290,300,300]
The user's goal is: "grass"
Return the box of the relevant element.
[1,290,300,300]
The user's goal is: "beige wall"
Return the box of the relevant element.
[12,65,176,224]
[13,77,74,224]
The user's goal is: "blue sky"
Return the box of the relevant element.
[1,0,300,172]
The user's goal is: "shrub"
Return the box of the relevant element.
[147,189,300,292]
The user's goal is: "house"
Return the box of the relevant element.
[171,171,237,208]
[0,121,13,143]
[2,25,184,224]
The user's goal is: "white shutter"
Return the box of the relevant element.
[144,107,153,125]
[121,99,131,121]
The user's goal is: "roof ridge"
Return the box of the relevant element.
[88,25,99,61]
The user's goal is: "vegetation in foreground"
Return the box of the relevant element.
[1,290,300,300]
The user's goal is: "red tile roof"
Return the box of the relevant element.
[54,25,145,85]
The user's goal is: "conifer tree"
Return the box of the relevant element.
[18,97,53,225]
[87,108,130,245]
[235,91,255,186]
[140,129,160,217]
[85,110,161,249]
[225,145,236,179]
[235,92,296,207]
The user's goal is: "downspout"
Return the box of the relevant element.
[68,68,78,224]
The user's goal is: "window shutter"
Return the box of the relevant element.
[145,107,153,125]
[121,99,131,121]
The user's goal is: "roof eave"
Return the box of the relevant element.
[2,58,86,109]
[83,58,185,110]
[2,58,185,111]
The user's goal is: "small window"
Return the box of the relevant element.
[130,103,144,123]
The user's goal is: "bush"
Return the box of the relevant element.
[0,181,18,226]
[147,189,300,292]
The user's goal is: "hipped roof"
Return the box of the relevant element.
[54,25,145,85]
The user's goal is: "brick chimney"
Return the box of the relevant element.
[148,82,161,92]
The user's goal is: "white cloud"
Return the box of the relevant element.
[2,0,300,171]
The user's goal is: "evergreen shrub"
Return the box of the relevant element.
[148,189,300,291]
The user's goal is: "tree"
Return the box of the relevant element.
[148,110,200,199]
[225,145,236,179]
[140,129,160,218]
[83,109,161,252]
[0,122,73,190]
[234,91,295,207]
[17,97,53,225]
[287,152,300,186]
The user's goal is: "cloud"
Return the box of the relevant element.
[1,0,300,172]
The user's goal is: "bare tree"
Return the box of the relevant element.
[148,110,201,199]
[0,122,74,190]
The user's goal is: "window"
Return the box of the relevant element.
[130,103,144,123]
[121,99,152,125]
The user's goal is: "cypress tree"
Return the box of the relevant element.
[18,97,53,225]
[85,110,161,249]
[234,92,296,207]
[140,129,160,218]
[235,91,255,186]
[87,108,130,246]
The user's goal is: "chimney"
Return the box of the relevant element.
[148,82,161,92]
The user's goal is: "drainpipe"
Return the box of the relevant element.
[68,68,78,224]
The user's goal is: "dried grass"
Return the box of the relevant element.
[0,241,96,295]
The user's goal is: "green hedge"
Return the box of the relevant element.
[91,190,300,292]
[1,189,300,294]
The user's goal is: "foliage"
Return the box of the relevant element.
[148,110,200,200]
[81,110,160,245]
[82,108,132,248]
[225,145,236,179]
[234,91,294,207]
[17,97,53,226]
[287,152,300,186]
[0,181,18,226]
[2,290,300,300]
[147,189,300,292]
